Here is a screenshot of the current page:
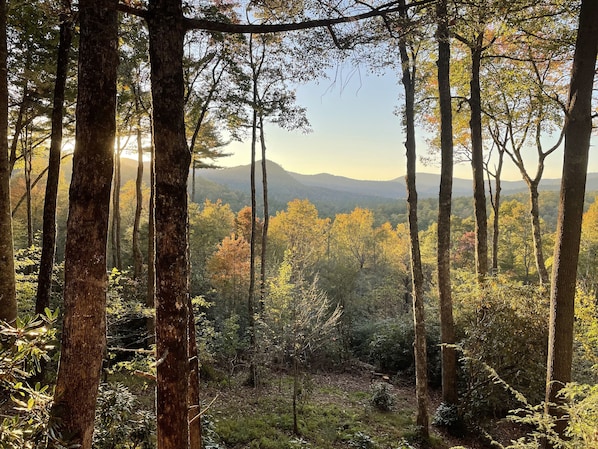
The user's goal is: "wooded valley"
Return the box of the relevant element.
[1,1,597,449]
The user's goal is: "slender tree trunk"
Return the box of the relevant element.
[132,105,144,279]
[528,182,549,285]
[147,126,156,343]
[187,279,202,448]
[398,2,429,438]
[545,0,598,442]
[470,36,488,280]
[111,140,122,270]
[259,114,269,309]
[0,0,16,324]
[9,80,29,173]
[435,0,457,408]
[24,136,33,247]
[36,0,73,314]
[48,1,118,447]
[148,1,191,448]
[490,153,503,274]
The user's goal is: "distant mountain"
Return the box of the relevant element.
[110,158,598,215]
[194,159,586,202]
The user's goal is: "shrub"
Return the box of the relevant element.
[453,273,549,422]
[370,382,395,412]
[93,382,155,449]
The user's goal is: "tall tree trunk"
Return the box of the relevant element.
[0,0,16,324]
[48,1,118,447]
[148,1,191,448]
[435,0,457,408]
[132,106,144,279]
[187,279,202,448]
[24,134,33,247]
[528,181,549,285]
[469,38,488,280]
[545,0,598,441]
[490,151,503,274]
[111,140,122,270]
[147,126,156,343]
[398,1,429,439]
[259,114,269,309]
[36,0,73,314]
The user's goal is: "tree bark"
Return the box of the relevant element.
[188,293,202,449]
[36,0,73,314]
[528,182,549,285]
[545,0,598,441]
[469,36,488,280]
[148,1,191,448]
[48,1,118,447]
[111,140,123,270]
[0,0,16,324]
[398,0,429,439]
[132,104,144,279]
[259,114,269,309]
[435,0,457,407]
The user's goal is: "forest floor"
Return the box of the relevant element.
[196,366,515,449]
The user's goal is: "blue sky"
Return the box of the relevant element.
[219,65,593,182]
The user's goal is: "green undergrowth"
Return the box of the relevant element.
[207,374,445,449]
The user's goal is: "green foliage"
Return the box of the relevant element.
[432,402,460,429]
[348,431,377,449]
[369,382,394,412]
[453,273,549,422]
[0,310,60,448]
[93,382,155,449]
[353,315,441,386]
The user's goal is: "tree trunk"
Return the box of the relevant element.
[187,294,202,449]
[545,0,598,442]
[470,36,488,280]
[111,140,122,270]
[24,135,34,247]
[48,1,118,447]
[435,0,457,408]
[528,182,549,285]
[259,114,269,309]
[488,145,504,275]
[0,0,16,324]
[36,0,73,314]
[147,126,156,343]
[398,1,429,438]
[148,1,191,448]
[132,107,144,279]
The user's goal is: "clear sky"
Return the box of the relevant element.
[218,64,593,182]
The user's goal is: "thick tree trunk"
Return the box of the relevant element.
[528,182,549,285]
[398,2,429,438]
[148,1,191,448]
[435,0,457,408]
[545,0,598,442]
[0,0,16,324]
[470,37,488,280]
[36,1,73,314]
[49,1,118,448]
